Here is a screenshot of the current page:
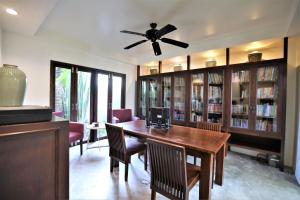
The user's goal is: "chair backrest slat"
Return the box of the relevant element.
[105,123,126,160]
[196,121,221,132]
[148,139,188,200]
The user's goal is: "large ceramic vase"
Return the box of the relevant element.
[0,64,27,107]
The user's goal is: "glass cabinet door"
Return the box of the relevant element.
[256,66,279,132]
[173,75,186,121]
[139,80,147,118]
[208,71,223,123]
[231,69,250,128]
[162,76,171,108]
[149,78,158,108]
[191,73,204,122]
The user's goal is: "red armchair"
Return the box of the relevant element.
[112,109,139,124]
[53,111,84,155]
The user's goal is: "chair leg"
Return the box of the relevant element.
[80,139,83,155]
[212,157,215,188]
[125,163,129,182]
[144,150,147,171]
[151,190,156,200]
[194,156,197,165]
[110,158,113,173]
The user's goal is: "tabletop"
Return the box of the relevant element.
[117,120,230,155]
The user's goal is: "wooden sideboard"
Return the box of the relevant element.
[0,116,69,199]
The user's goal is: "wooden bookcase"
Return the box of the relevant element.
[136,38,287,170]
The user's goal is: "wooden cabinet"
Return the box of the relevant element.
[0,117,69,199]
[137,37,287,169]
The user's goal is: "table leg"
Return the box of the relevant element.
[200,152,213,200]
[215,144,225,186]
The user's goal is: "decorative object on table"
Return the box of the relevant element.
[174,64,182,72]
[205,58,217,67]
[0,106,52,125]
[150,68,158,75]
[0,64,27,107]
[248,51,262,62]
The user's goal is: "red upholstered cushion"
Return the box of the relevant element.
[112,109,132,123]
[69,131,82,143]
[125,137,146,155]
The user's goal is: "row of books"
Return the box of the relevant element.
[232,104,249,115]
[256,104,277,117]
[257,87,277,99]
[209,86,222,99]
[191,114,203,122]
[208,103,222,113]
[232,70,250,83]
[208,117,222,123]
[208,73,223,84]
[173,112,185,121]
[256,120,277,132]
[192,85,204,99]
[231,118,248,128]
[191,101,204,112]
[257,66,278,81]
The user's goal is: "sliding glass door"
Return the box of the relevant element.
[54,67,72,119]
[51,61,126,141]
[97,74,109,122]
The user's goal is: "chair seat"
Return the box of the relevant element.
[125,137,146,156]
[186,163,201,190]
[69,131,82,143]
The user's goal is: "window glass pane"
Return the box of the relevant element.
[208,71,223,123]
[162,77,171,108]
[256,66,279,132]
[191,73,204,122]
[98,74,109,122]
[140,80,147,118]
[231,70,250,128]
[55,67,71,119]
[149,78,158,108]
[77,71,91,123]
[112,76,122,109]
[77,71,91,139]
[173,76,185,121]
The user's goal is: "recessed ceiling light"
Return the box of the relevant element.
[6,8,18,16]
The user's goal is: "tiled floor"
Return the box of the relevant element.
[70,140,300,200]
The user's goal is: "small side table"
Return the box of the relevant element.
[86,122,108,150]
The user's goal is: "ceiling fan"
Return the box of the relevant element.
[120,23,189,56]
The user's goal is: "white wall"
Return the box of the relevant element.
[0,27,2,65]
[2,31,136,111]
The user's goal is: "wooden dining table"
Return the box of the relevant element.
[117,120,230,200]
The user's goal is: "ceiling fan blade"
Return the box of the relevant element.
[120,30,146,37]
[155,24,177,38]
[152,42,162,56]
[124,40,148,49]
[161,38,189,48]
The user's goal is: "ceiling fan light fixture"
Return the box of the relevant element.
[6,8,18,15]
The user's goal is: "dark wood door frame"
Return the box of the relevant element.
[50,60,126,140]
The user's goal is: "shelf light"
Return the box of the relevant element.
[6,8,18,16]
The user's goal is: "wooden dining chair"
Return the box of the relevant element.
[194,121,222,187]
[105,123,147,182]
[147,139,201,200]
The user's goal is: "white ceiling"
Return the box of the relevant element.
[1,0,300,65]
